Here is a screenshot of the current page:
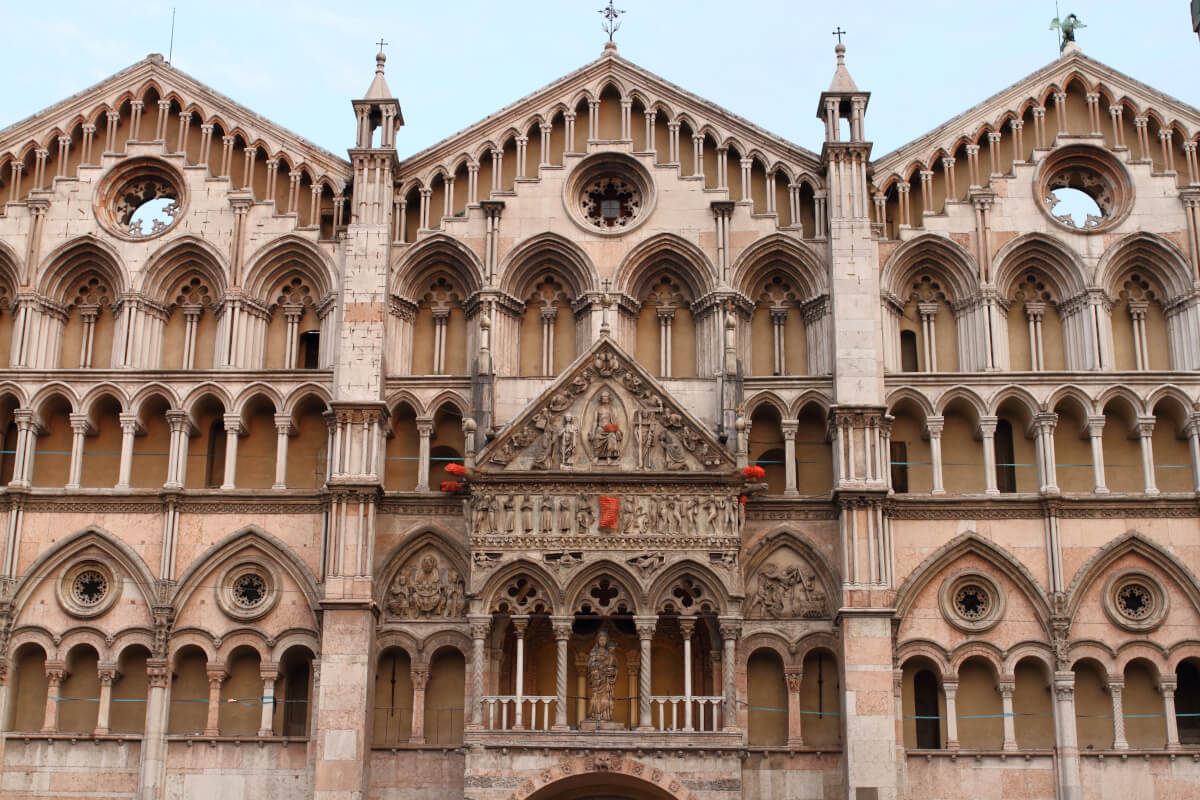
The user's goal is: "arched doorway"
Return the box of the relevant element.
[526,773,678,800]
[513,756,692,800]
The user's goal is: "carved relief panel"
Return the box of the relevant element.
[384,550,466,620]
[746,546,829,619]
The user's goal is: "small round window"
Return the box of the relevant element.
[72,569,109,607]
[581,177,642,229]
[564,152,655,237]
[57,560,121,618]
[232,573,268,609]
[95,158,186,241]
[940,570,1004,633]
[1104,569,1168,632]
[217,561,279,621]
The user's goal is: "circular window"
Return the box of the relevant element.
[94,157,187,241]
[57,560,121,618]
[564,153,655,236]
[217,561,279,621]
[1035,145,1132,233]
[939,570,1005,632]
[1103,569,1168,632]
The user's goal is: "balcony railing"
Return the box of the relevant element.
[649,696,725,732]
[480,695,558,730]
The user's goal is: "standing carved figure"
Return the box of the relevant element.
[520,495,535,533]
[559,414,578,467]
[586,630,619,722]
[576,494,595,532]
[559,496,573,533]
[411,556,444,617]
[502,495,517,533]
[539,496,554,533]
[589,390,624,464]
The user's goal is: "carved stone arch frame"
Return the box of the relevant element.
[170,526,321,626]
[509,754,695,800]
[1066,641,1118,676]
[10,526,157,624]
[7,626,59,662]
[793,631,841,666]
[57,626,113,664]
[1113,642,1171,680]
[1166,641,1200,674]
[476,559,560,616]
[1001,642,1057,680]
[563,561,644,616]
[1063,531,1200,628]
[418,630,474,670]
[374,527,470,612]
[216,628,274,664]
[167,629,219,670]
[648,559,732,617]
[948,640,1006,679]
[893,532,1051,638]
[741,631,799,671]
[742,528,839,619]
[895,640,953,681]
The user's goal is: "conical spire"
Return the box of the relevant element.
[364,48,393,100]
[827,43,859,93]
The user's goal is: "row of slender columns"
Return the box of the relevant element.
[919,410,1186,496]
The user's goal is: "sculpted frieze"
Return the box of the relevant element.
[747,549,828,619]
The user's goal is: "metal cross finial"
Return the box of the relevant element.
[602,278,612,292]
[599,1,625,42]
[832,27,846,44]
[376,38,388,55]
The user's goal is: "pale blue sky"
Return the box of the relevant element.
[2,1,1196,161]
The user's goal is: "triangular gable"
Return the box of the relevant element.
[871,50,1200,179]
[0,56,350,190]
[396,47,821,181]
[476,336,735,476]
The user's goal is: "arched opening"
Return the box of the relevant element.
[597,86,622,140]
[889,399,931,494]
[111,645,150,734]
[525,773,677,800]
[746,648,787,745]
[58,644,100,733]
[1012,657,1054,749]
[902,658,944,749]
[1151,398,1192,493]
[32,394,73,488]
[634,273,696,378]
[1176,659,1200,744]
[749,273,806,376]
[298,330,320,369]
[995,398,1038,493]
[274,646,313,737]
[218,646,262,736]
[8,643,48,732]
[411,275,467,375]
[234,395,278,489]
[185,395,227,489]
[795,402,833,495]
[431,403,465,476]
[1006,270,1065,371]
[384,401,419,491]
[1112,271,1169,371]
[800,648,841,747]
[901,272,958,372]
[168,645,209,734]
[264,272,324,370]
[425,647,465,745]
[899,330,919,372]
[373,647,414,745]
[748,405,785,495]
[80,394,122,488]
[956,656,1003,749]
[1123,658,1166,749]
[1100,396,1143,493]
[941,398,984,495]
[1072,659,1113,750]
[519,274,576,377]
[1052,396,1093,494]
[131,395,171,488]
[995,418,1017,493]
[285,395,329,489]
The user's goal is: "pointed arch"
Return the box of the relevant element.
[1096,232,1193,301]
[374,527,469,609]
[38,235,127,303]
[614,233,716,299]
[393,232,485,300]
[880,233,979,303]
[743,527,841,611]
[992,232,1088,301]
[743,390,788,418]
[893,532,1050,633]
[933,385,987,418]
[172,525,321,614]
[10,526,156,615]
[648,559,730,615]
[1045,383,1097,416]
[477,559,559,615]
[885,386,935,419]
[986,384,1042,418]
[498,232,599,299]
[563,560,646,615]
[281,383,333,418]
[730,233,827,299]
[243,234,337,306]
[1064,531,1200,620]
[140,234,229,305]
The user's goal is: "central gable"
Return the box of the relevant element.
[477,337,735,475]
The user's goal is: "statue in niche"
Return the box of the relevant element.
[520,495,535,533]
[583,629,620,728]
[473,496,496,535]
[539,497,554,533]
[559,496,573,533]
[559,414,578,468]
[588,390,624,464]
[443,568,465,617]
[748,562,828,619]
[634,498,651,533]
[576,494,595,533]
[502,495,517,533]
[634,408,659,470]
[703,498,720,536]
[411,555,445,616]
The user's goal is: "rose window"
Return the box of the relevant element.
[1116,583,1153,620]
[95,157,187,240]
[1036,145,1132,233]
[581,177,642,229]
[232,573,268,609]
[954,584,990,620]
[71,569,108,607]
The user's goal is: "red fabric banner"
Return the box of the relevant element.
[598,496,620,529]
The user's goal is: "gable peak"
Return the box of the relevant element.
[827,43,859,94]
[364,49,393,101]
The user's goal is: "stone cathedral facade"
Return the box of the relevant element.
[0,33,1199,800]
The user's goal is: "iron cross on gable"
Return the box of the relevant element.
[599,1,625,42]
[832,27,846,44]
[376,38,388,54]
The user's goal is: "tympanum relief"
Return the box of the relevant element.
[385,554,466,619]
[747,551,829,619]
